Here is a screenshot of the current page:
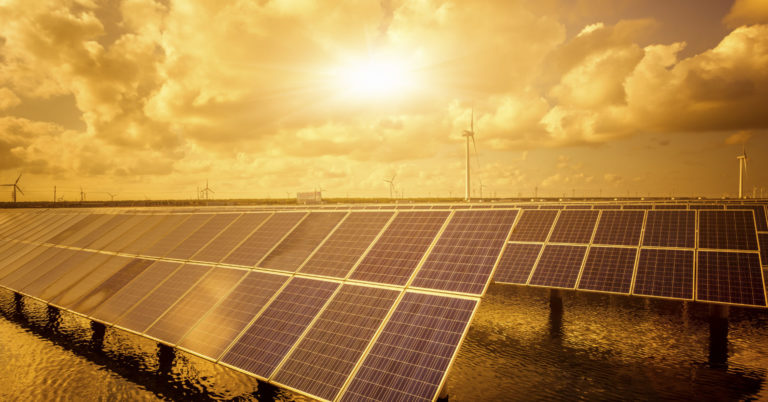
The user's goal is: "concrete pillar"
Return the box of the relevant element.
[13,292,23,316]
[46,305,60,331]
[157,343,176,375]
[437,379,449,401]
[708,304,729,368]
[549,288,563,311]
[91,321,106,350]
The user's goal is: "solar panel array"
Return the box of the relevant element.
[0,202,766,401]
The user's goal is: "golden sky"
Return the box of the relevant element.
[1,0,767,201]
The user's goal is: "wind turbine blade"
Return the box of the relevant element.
[15,173,21,185]
[470,107,474,132]
[16,186,24,196]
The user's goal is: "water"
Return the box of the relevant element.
[2,285,767,401]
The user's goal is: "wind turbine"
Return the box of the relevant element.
[462,108,478,202]
[1,173,23,202]
[384,174,396,199]
[200,180,214,200]
[737,147,747,199]
[107,192,117,202]
[80,187,86,202]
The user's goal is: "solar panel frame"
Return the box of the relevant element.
[548,210,599,244]
[493,243,544,284]
[222,212,309,267]
[410,209,519,295]
[696,250,766,307]
[576,246,638,294]
[338,291,478,402]
[631,248,694,300]
[259,211,348,272]
[698,210,759,251]
[507,209,558,243]
[528,245,588,289]
[642,210,696,248]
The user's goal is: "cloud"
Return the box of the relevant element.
[725,130,753,145]
[724,0,768,27]
[0,88,21,110]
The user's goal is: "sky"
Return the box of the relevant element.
[1,0,767,201]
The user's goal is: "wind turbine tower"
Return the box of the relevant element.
[1,173,23,202]
[462,108,477,202]
[384,174,396,199]
[737,148,747,199]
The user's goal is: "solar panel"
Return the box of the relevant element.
[690,204,724,210]
[99,214,165,252]
[120,214,190,255]
[548,210,599,244]
[52,255,137,310]
[759,233,767,266]
[493,243,542,284]
[507,210,558,242]
[340,292,477,402]
[165,214,240,260]
[115,263,212,333]
[23,250,101,300]
[86,214,154,251]
[89,261,182,324]
[145,267,247,344]
[34,213,90,243]
[0,247,72,290]
[71,258,156,315]
[592,210,644,246]
[577,247,637,294]
[299,212,394,278]
[654,204,688,210]
[177,271,288,360]
[349,211,449,286]
[0,244,53,281]
[564,204,592,209]
[13,213,62,242]
[622,204,652,210]
[642,211,696,248]
[632,249,693,300]
[696,251,766,307]
[69,214,133,249]
[221,277,340,379]
[143,214,215,257]
[411,209,518,295]
[271,285,400,401]
[592,204,622,210]
[698,210,759,251]
[260,212,347,272]
[36,252,114,302]
[223,212,308,267]
[192,213,272,263]
[528,245,587,288]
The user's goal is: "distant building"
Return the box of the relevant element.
[297,191,323,204]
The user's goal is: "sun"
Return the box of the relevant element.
[334,54,415,99]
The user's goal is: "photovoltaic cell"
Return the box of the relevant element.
[507,210,558,242]
[299,212,393,278]
[349,211,449,286]
[736,204,768,231]
[272,285,400,401]
[341,292,477,402]
[86,214,153,251]
[34,214,90,243]
[120,214,191,255]
[528,245,587,288]
[221,277,339,378]
[592,210,644,246]
[89,261,182,324]
[411,209,518,294]
[223,212,308,267]
[145,267,247,344]
[759,233,768,266]
[577,247,637,294]
[71,258,156,315]
[115,263,212,333]
[698,210,758,251]
[642,211,696,248]
[165,214,240,260]
[632,249,693,300]
[260,212,347,272]
[697,251,765,307]
[0,246,71,290]
[53,255,137,310]
[37,252,113,302]
[493,243,542,284]
[23,250,100,300]
[0,245,53,281]
[548,210,599,244]
[69,214,133,249]
[143,214,215,257]
[191,213,272,263]
[177,271,288,360]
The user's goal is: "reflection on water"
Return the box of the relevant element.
[2,285,768,401]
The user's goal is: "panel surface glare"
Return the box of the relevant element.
[146,267,247,344]
[221,277,339,378]
[178,271,288,359]
[698,210,759,251]
[493,243,542,284]
[86,214,153,251]
[341,292,476,402]
[632,249,694,300]
[272,285,399,401]
[411,209,518,294]
[223,212,307,267]
[72,258,156,315]
[548,210,599,244]
[69,214,132,248]
[22,250,94,299]
[193,213,272,263]
[507,210,558,242]
[528,245,587,288]
[89,261,182,324]
[592,211,645,246]
[697,251,765,306]
[37,252,113,302]
[299,212,393,278]
[349,211,449,286]
[121,214,191,255]
[144,214,215,257]
[53,255,136,309]
[164,214,240,260]
[115,264,212,333]
[642,211,696,248]
[577,247,637,294]
[260,212,347,271]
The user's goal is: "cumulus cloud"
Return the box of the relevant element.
[724,0,768,27]
[0,88,21,110]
